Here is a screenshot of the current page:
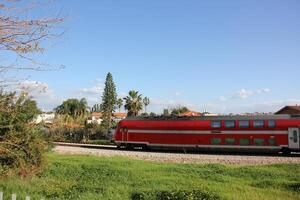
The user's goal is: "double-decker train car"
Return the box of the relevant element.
[114,114,300,153]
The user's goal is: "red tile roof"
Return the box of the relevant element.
[178,111,202,117]
[90,112,126,118]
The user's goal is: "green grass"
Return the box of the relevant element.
[0,153,299,200]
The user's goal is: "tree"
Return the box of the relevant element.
[55,98,89,118]
[143,97,150,113]
[0,1,64,176]
[0,91,48,176]
[171,106,189,115]
[91,104,101,112]
[163,109,169,116]
[100,73,117,133]
[124,90,143,117]
[0,1,64,86]
[116,98,123,113]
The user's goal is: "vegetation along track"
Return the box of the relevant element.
[54,142,300,165]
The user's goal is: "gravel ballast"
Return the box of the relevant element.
[53,145,300,165]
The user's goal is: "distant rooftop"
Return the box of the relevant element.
[275,105,300,115]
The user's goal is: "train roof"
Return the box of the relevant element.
[123,114,300,121]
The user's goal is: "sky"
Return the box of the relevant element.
[11,0,300,114]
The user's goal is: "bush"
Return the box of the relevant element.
[131,190,221,200]
[0,91,50,176]
[48,126,86,143]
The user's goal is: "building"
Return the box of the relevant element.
[87,112,127,124]
[275,106,300,115]
[178,111,202,117]
[34,112,55,124]
[87,112,103,124]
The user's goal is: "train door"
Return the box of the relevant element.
[121,127,128,143]
[288,128,300,149]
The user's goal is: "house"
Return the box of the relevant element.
[275,105,300,115]
[87,112,126,124]
[87,112,103,124]
[178,111,202,117]
[35,112,55,124]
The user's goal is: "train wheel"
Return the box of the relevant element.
[126,143,133,150]
[142,144,148,151]
[281,148,291,156]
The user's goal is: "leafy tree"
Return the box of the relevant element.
[124,90,143,117]
[116,98,123,113]
[143,97,150,113]
[149,112,156,117]
[171,106,189,115]
[91,104,101,112]
[55,98,89,118]
[163,109,169,116]
[100,73,117,133]
[0,91,48,176]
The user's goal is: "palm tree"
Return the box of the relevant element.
[116,98,123,113]
[78,98,89,116]
[143,97,150,113]
[123,90,143,117]
[55,98,89,118]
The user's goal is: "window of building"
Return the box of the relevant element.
[268,120,276,128]
[239,138,250,145]
[239,120,249,128]
[225,138,235,145]
[253,138,264,146]
[211,138,221,145]
[225,120,235,128]
[253,120,264,128]
[211,121,221,128]
[268,138,276,146]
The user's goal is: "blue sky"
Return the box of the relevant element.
[16,0,300,113]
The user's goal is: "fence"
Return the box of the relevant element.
[0,192,44,200]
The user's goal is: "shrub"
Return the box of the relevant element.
[0,91,50,176]
[131,190,221,200]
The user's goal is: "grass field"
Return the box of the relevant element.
[0,153,299,200]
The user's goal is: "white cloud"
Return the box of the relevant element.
[175,92,181,96]
[16,80,60,111]
[203,98,300,114]
[218,96,227,102]
[256,88,271,94]
[149,98,197,113]
[76,79,104,105]
[17,80,49,94]
[234,89,253,99]
[233,88,271,99]
[79,79,104,95]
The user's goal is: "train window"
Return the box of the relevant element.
[268,120,276,128]
[225,138,235,145]
[239,120,249,128]
[268,138,276,146]
[211,121,221,128]
[239,138,250,145]
[253,120,264,128]
[253,138,264,146]
[211,138,221,145]
[225,120,235,128]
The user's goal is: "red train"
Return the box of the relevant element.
[114,114,300,153]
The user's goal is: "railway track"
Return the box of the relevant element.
[53,142,300,165]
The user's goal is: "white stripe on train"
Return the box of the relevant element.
[114,141,288,149]
[127,129,288,135]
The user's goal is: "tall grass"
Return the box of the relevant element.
[0,153,299,200]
